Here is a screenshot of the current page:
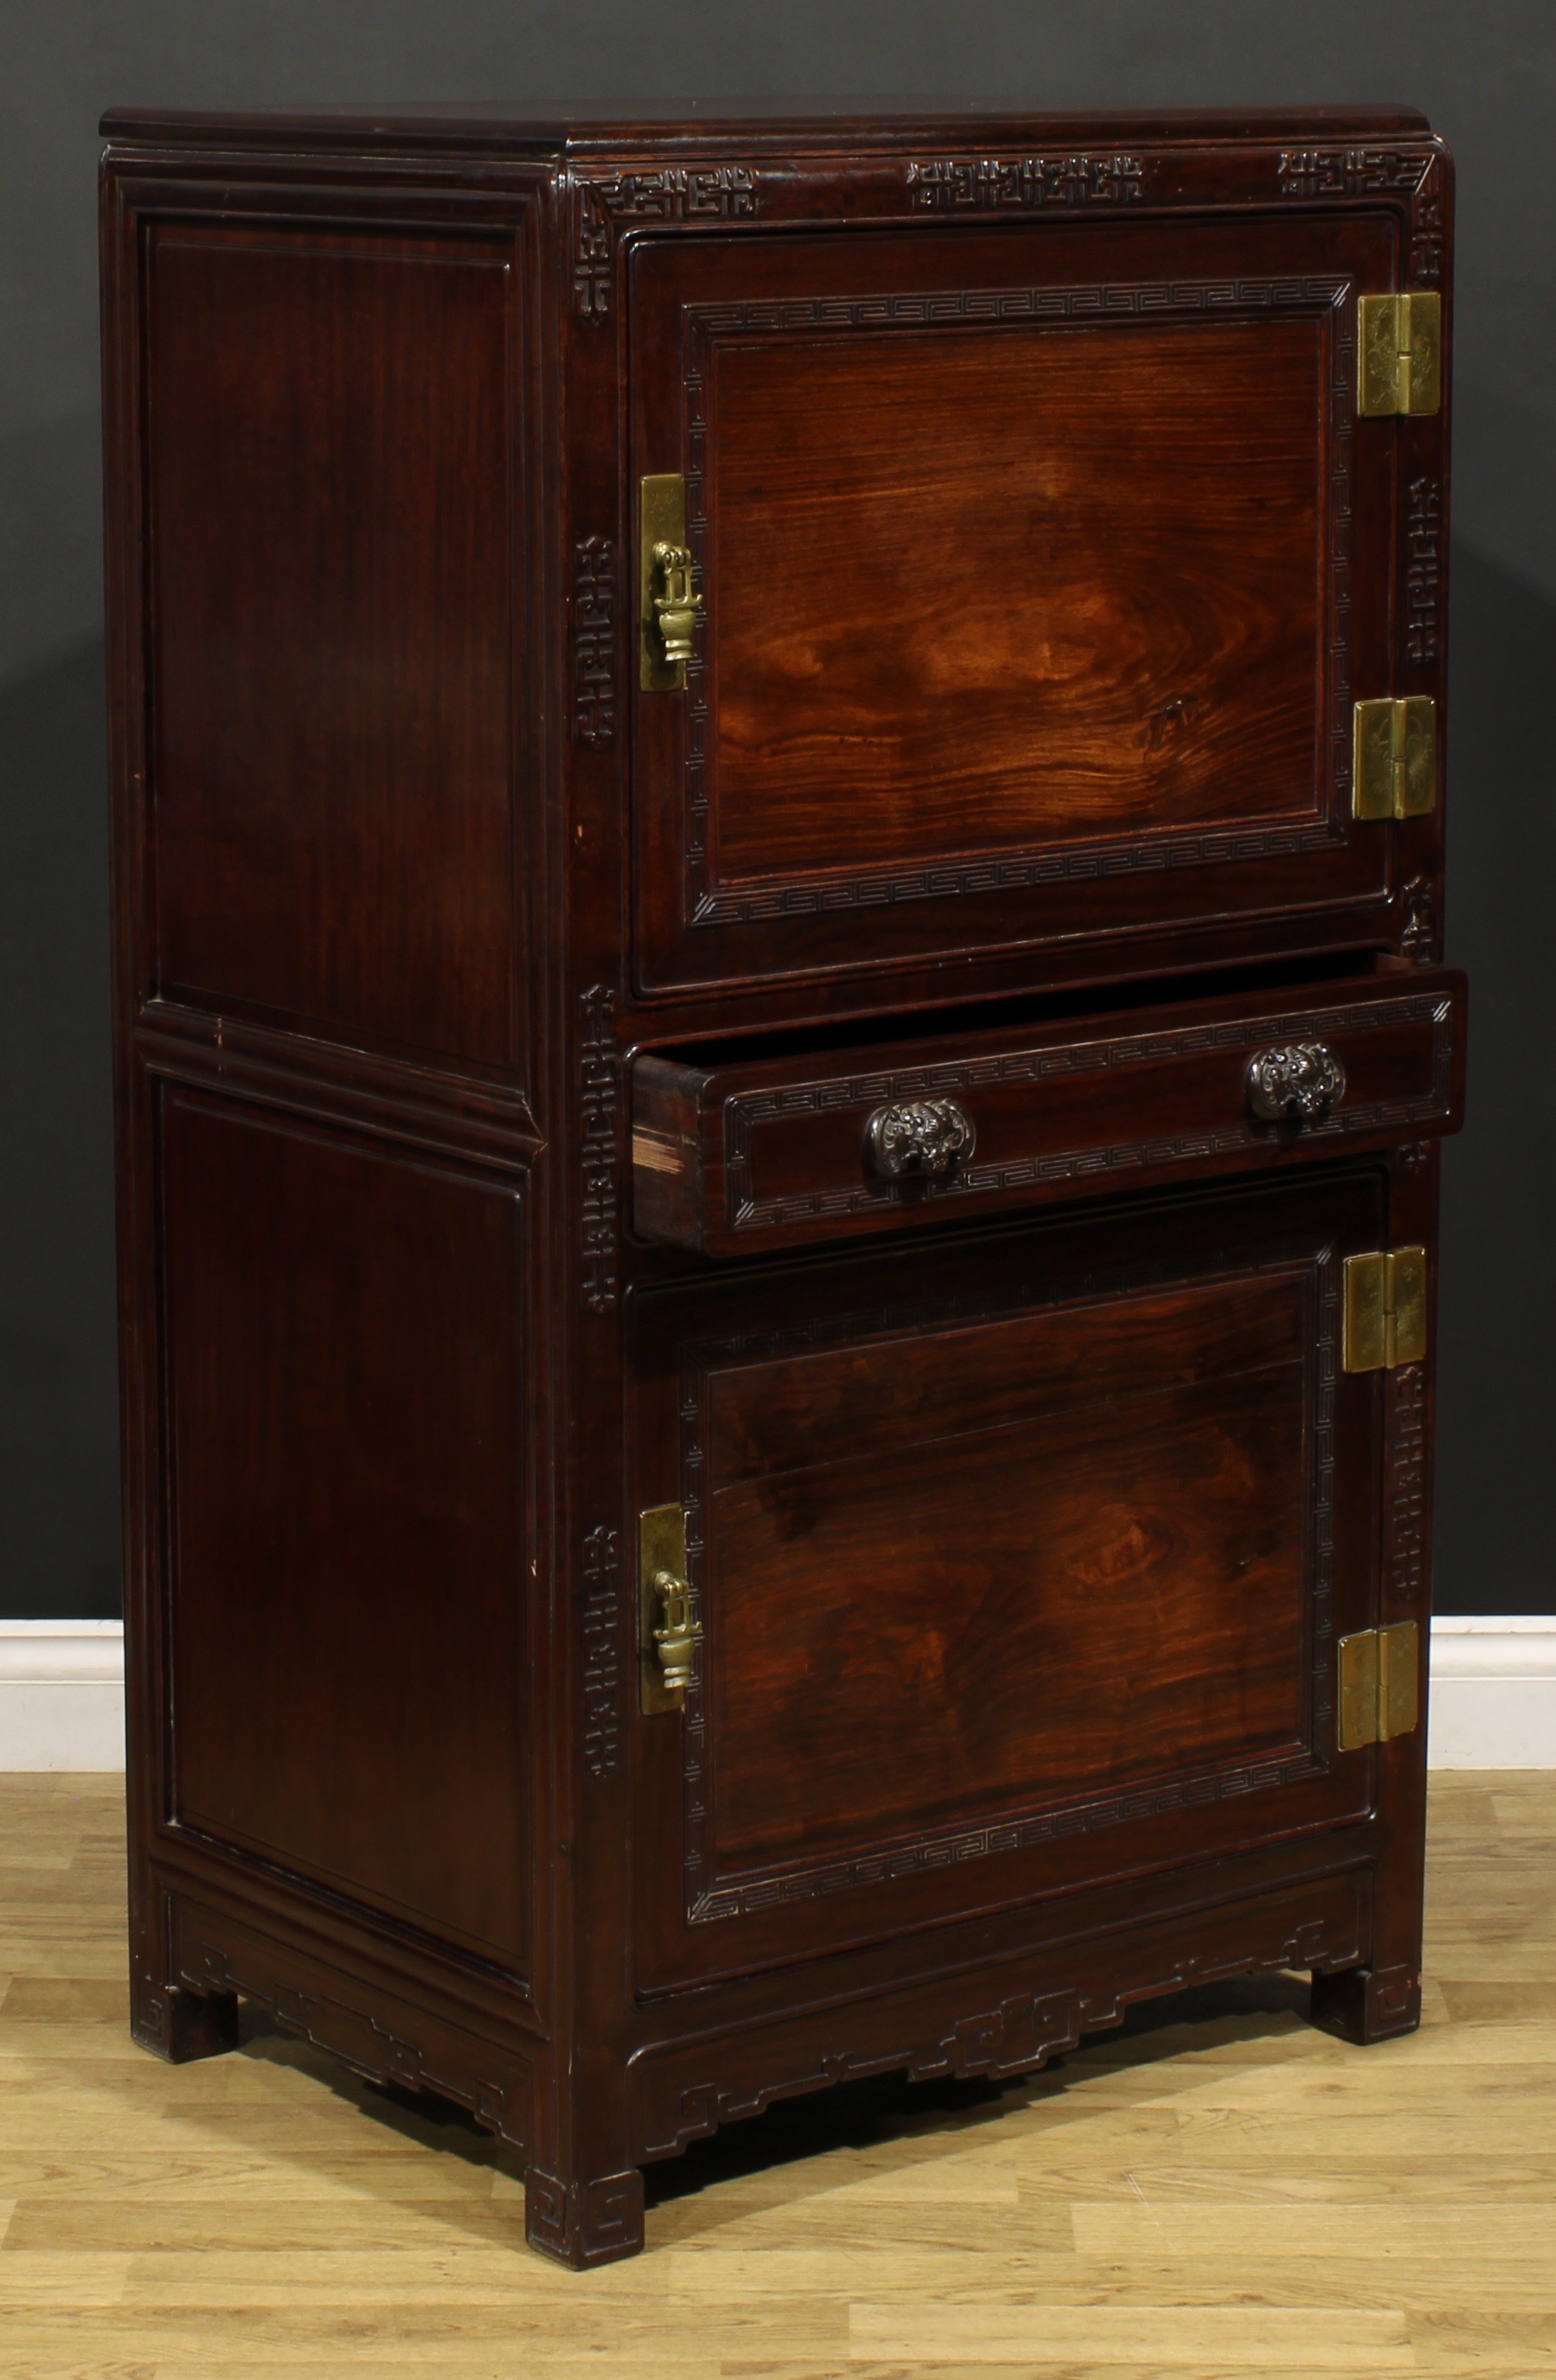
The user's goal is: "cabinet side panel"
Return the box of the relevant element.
[146,225,519,1064]
[160,1091,529,1970]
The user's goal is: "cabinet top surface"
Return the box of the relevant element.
[99,98,1433,155]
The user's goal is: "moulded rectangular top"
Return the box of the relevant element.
[99,98,1434,156]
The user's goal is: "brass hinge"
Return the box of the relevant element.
[1353,697,1437,819]
[1343,1245,1428,1372]
[639,1503,701,1713]
[1358,292,1442,416]
[1337,1621,1421,1750]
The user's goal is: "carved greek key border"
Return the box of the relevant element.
[722,991,1456,1235]
[579,987,620,1312]
[1404,476,1443,668]
[908,152,1146,209]
[672,1232,1338,1924]
[1386,1363,1428,1620]
[572,537,617,745]
[581,1524,622,1777]
[678,274,1355,928]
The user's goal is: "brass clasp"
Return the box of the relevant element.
[640,476,702,690]
[639,1503,700,1712]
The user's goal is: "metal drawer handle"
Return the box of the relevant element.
[864,1097,977,1180]
[1245,1041,1347,1125]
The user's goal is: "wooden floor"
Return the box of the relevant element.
[2,1776,1554,2377]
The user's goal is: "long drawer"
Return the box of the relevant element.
[631,967,1465,1257]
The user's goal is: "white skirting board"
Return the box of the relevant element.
[2,1617,1554,1772]
[0,1623,125,1770]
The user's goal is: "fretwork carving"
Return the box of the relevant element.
[1386,1365,1428,1621]
[640,1884,1366,2158]
[572,537,617,745]
[572,165,759,318]
[579,987,621,1312]
[909,153,1146,209]
[581,1525,622,1778]
[180,1940,530,2149]
[1405,477,1443,667]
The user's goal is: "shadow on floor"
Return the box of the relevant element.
[227,1968,1311,2237]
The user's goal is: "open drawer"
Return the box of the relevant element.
[632,966,1465,1256]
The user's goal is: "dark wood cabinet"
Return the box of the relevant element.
[100,101,1459,2267]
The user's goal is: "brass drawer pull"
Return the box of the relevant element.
[864,1097,977,1180]
[1245,1041,1347,1125]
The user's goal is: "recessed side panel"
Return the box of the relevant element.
[146,225,519,1063]
[160,1090,528,1971]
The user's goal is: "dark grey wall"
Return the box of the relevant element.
[2,1,1551,1617]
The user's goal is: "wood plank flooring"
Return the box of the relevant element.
[2,1771,1554,2376]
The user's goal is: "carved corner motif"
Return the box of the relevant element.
[572,537,617,745]
[525,2167,645,2268]
[1405,477,1443,668]
[1276,146,1429,200]
[908,152,1146,210]
[572,165,760,318]
[1275,146,1442,284]
[582,1523,622,1777]
[579,987,621,1312]
[1311,1961,1422,2042]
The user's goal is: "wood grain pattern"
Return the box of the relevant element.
[2,1771,1551,2375]
[147,225,520,1063]
[708,314,1325,881]
[161,1093,529,1969]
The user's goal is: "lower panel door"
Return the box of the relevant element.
[630,1170,1386,1994]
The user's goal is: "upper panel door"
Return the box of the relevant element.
[629,209,1400,995]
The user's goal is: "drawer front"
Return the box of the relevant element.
[633,969,1464,1255]
[627,199,1439,997]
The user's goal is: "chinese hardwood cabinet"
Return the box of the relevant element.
[99,101,1462,2267]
